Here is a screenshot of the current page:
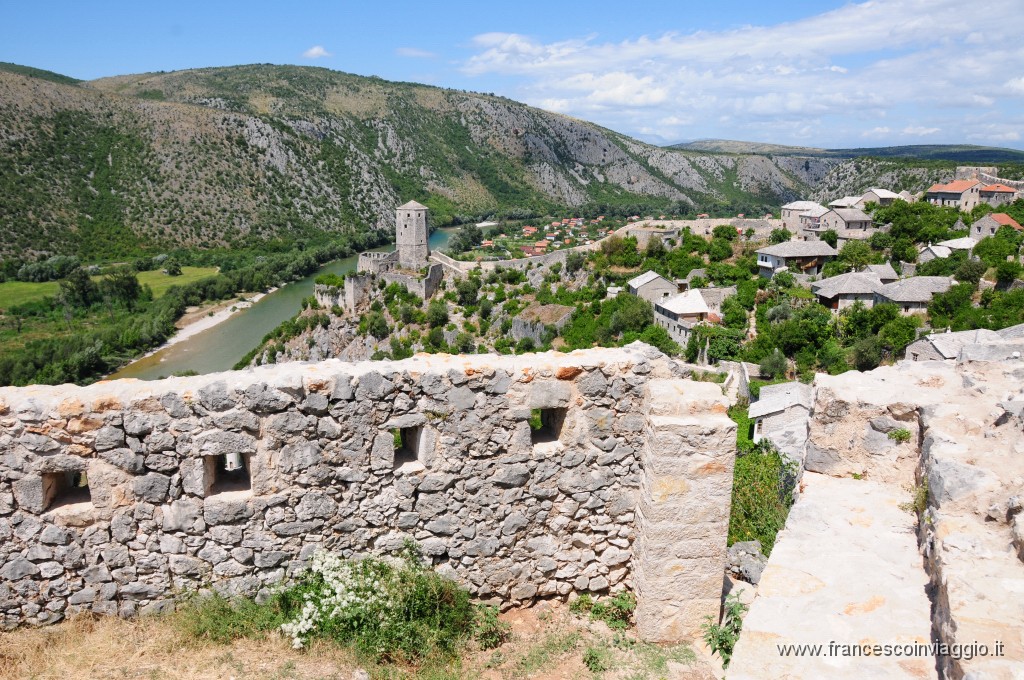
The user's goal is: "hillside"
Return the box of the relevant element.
[673,139,1024,162]
[0,63,835,259]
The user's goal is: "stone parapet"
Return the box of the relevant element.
[0,346,735,641]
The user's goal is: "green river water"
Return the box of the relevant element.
[110,229,453,380]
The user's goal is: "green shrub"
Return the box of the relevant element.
[570,591,636,630]
[474,604,511,650]
[278,547,477,661]
[701,593,747,668]
[728,441,795,555]
[888,427,912,443]
[583,645,611,673]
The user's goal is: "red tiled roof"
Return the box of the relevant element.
[990,213,1023,230]
[981,184,1016,193]
[928,179,981,194]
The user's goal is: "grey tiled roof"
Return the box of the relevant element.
[757,241,838,258]
[811,272,883,298]
[749,382,813,419]
[876,276,954,303]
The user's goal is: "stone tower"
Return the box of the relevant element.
[396,200,430,269]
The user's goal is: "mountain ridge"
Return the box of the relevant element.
[671,139,1024,162]
[0,62,976,259]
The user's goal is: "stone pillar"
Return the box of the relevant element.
[633,379,736,642]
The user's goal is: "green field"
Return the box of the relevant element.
[0,267,219,310]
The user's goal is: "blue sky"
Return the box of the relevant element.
[4,0,1024,149]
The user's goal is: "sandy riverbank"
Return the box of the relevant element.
[122,291,272,367]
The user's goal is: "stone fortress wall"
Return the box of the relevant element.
[0,346,735,642]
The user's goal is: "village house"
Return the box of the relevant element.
[781,200,826,231]
[653,289,710,345]
[860,187,902,206]
[798,205,831,239]
[829,196,864,209]
[811,272,885,311]
[936,236,977,254]
[979,184,1018,208]
[678,268,707,290]
[819,207,873,234]
[864,262,899,284]
[627,271,678,304]
[874,276,955,314]
[695,286,737,316]
[756,241,837,278]
[972,212,1022,238]
[918,243,952,263]
[925,179,982,211]
[749,382,813,445]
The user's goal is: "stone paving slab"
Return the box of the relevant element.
[727,472,936,679]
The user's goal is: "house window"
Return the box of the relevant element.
[205,453,251,496]
[392,427,423,468]
[529,407,566,445]
[43,471,91,510]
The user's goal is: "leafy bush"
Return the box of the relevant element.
[583,646,612,673]
[888,427,912,443]
[570,591,636,630]
[728,441,795,555]
[277,546,477,661]
[701,593,747,668]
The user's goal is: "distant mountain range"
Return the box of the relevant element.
[0,62,1001,258]
[671,139,1024,163]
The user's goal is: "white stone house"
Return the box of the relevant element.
[781,201,825,231]
[654,290,710,345]
[829,196,864,209]
[819,208,873,235]
[798,205,830,239]
[918,244,952,264]
[627,271,678,304]
[874,276,955,315]
[936,236,977,254]
[749,382,812,444]
[756,241,837,278]
[860,188,901,206]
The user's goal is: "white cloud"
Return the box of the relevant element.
[302,45,332,59]
[1005,77,1024,94]
[396,47,436,59]
[458,0,1024,147]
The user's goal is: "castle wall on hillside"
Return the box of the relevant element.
[0,347,734,641]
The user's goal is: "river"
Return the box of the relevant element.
[110,228,454,380]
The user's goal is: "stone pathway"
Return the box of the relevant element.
[727,472,936,679]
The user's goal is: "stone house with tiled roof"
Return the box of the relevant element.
[980,184,1018,208]
[756,241,837,277]
[972,213,1022,239]
[874,276,956,315]
[925,180,982,211]
[627,271,678,304]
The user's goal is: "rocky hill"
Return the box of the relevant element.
[0,64,835,259]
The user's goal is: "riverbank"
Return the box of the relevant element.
[107,292,270,378]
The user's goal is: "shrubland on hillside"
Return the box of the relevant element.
[0,64,844,258]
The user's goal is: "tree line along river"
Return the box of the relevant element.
[110,229,454,380]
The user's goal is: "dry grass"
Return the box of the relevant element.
[0,603,714,680]
[0,614,358,680]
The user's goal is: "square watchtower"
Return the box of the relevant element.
[396,200,430,269]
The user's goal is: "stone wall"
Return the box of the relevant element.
[380,263,443,301]
[0,346,735,640]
